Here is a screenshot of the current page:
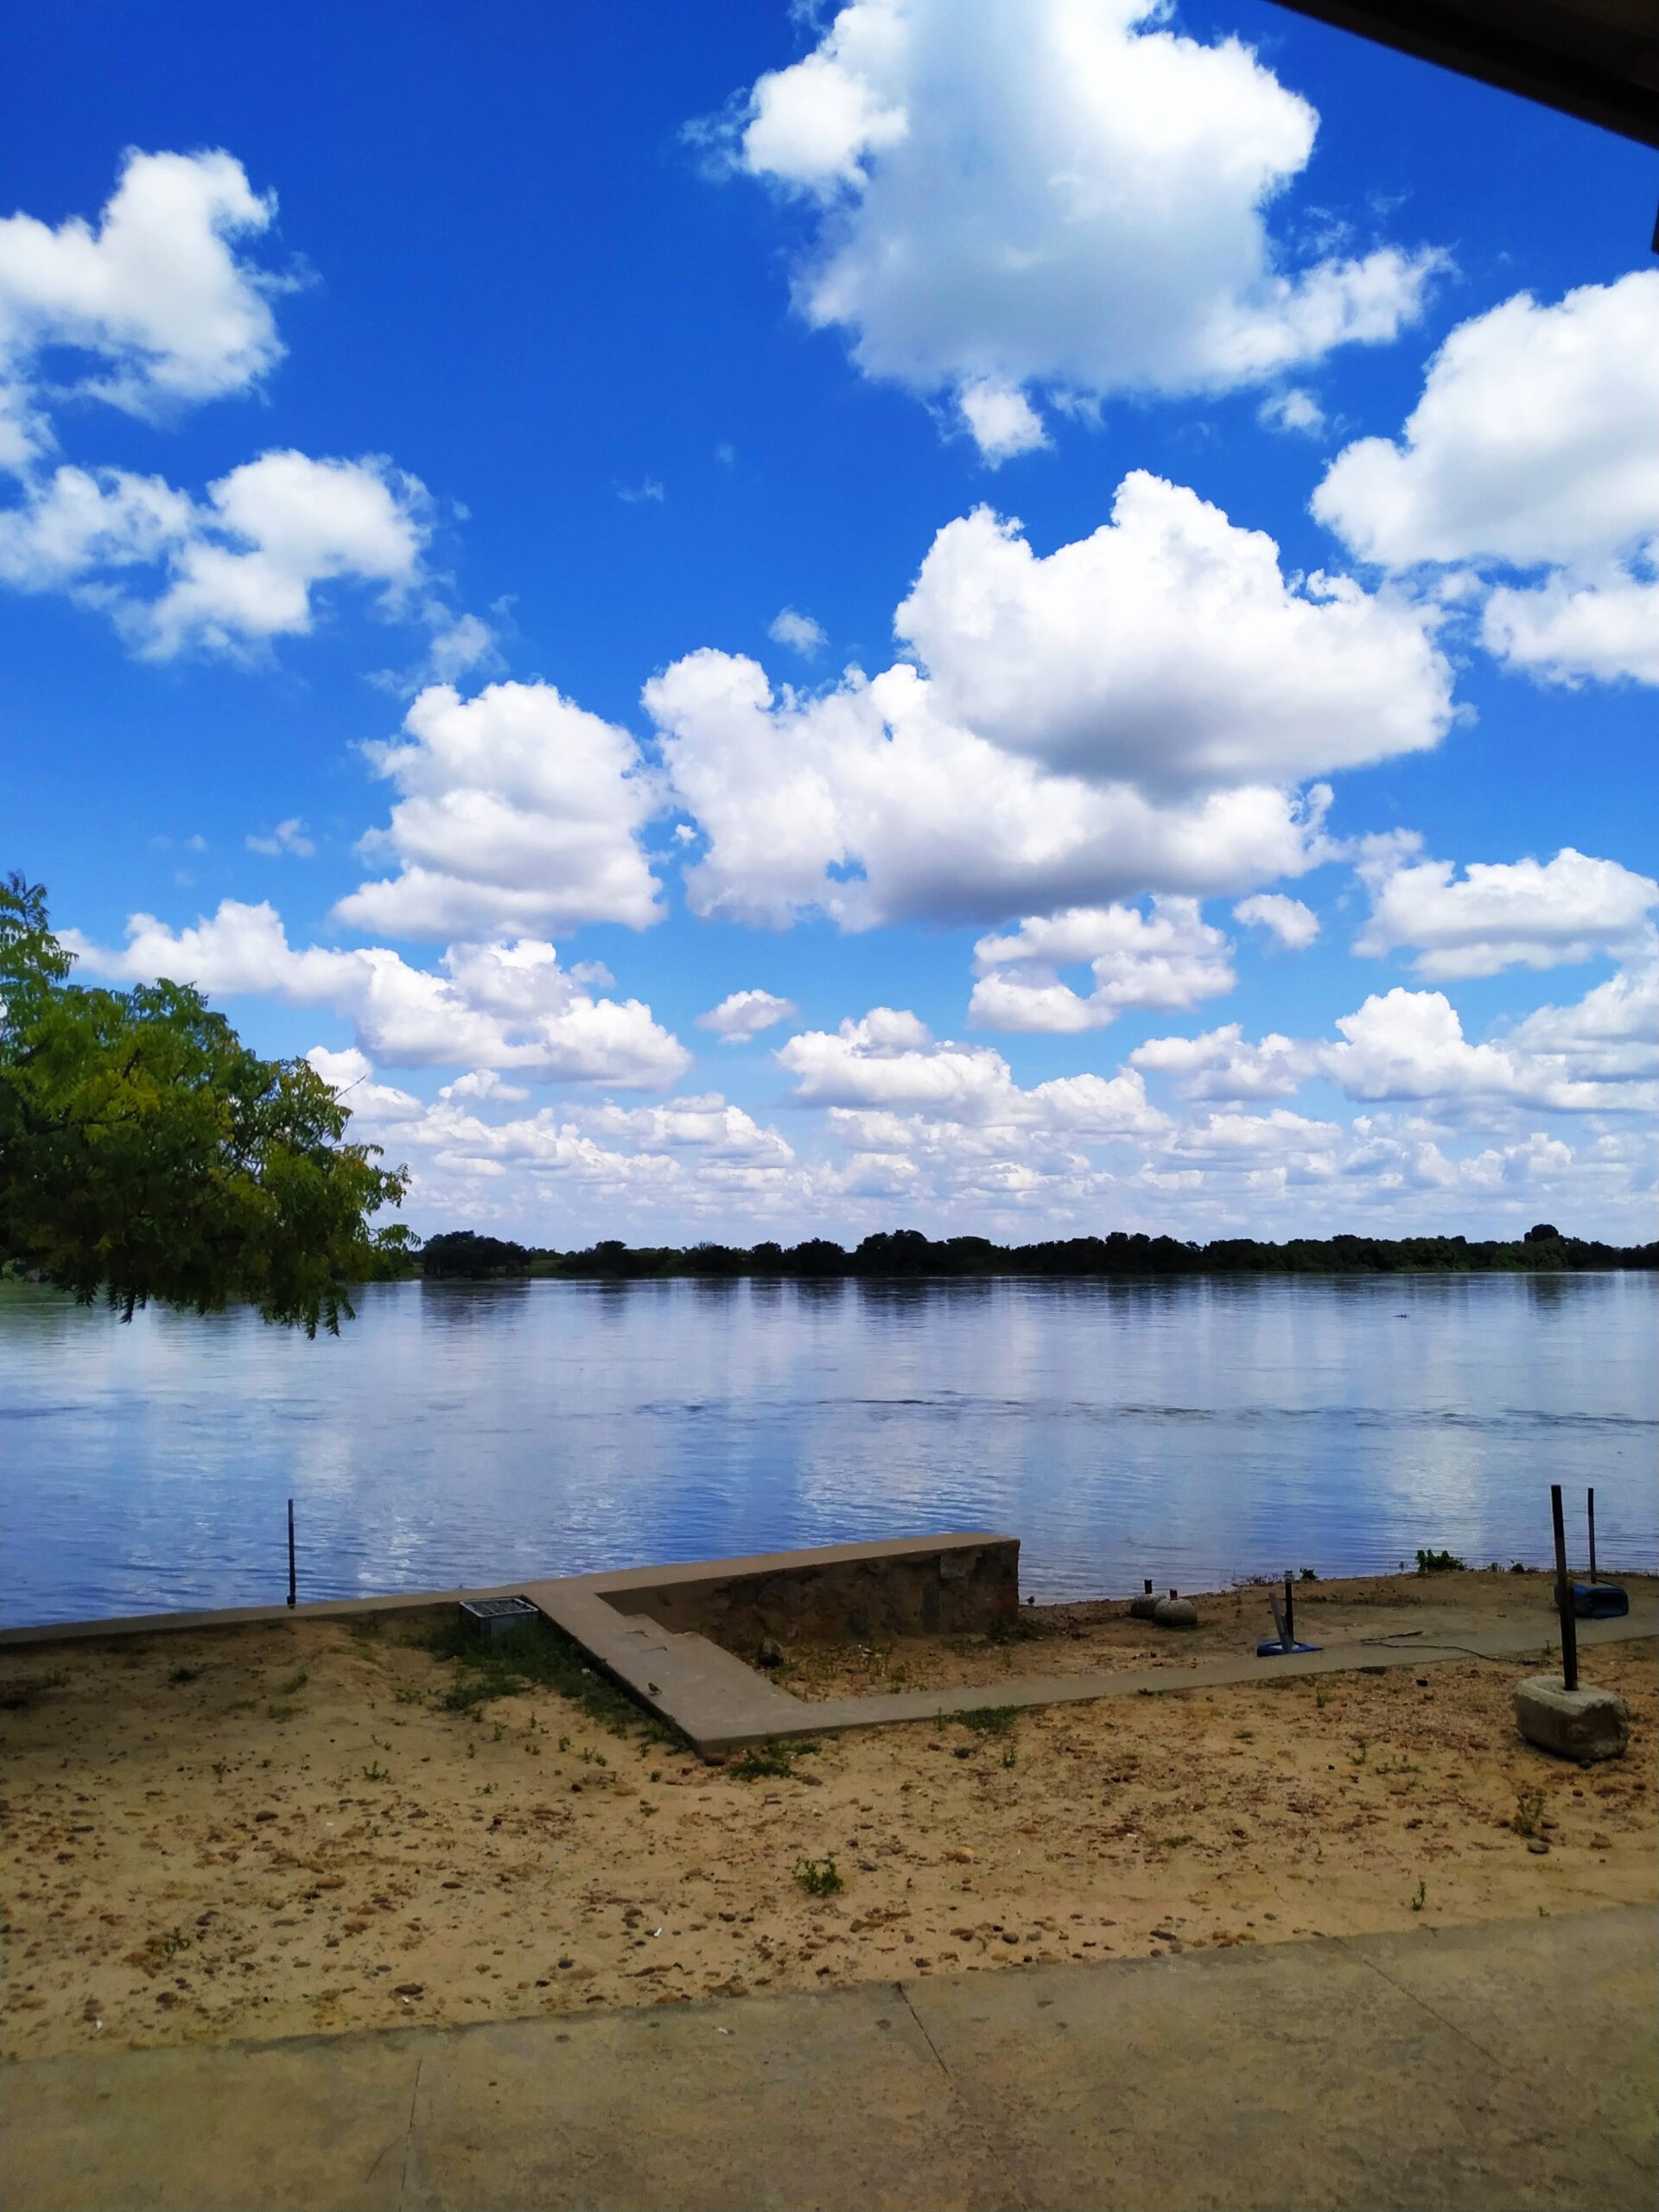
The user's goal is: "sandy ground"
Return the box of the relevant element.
[3,1592,1653,2065]
[769,1569,1658,1698]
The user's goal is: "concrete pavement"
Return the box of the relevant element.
[6,1905,1654,2211]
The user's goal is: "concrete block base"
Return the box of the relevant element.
[1514,1675,1631,1763]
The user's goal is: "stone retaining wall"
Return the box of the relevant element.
[606,1535,1020,1649]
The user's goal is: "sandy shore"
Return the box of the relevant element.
[3,1579,1653,2064]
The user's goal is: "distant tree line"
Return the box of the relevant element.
[411,1223,1657,1283]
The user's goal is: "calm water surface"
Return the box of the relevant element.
[3,1272,1654,1625]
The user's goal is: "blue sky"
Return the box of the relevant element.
[4,0,1656,1246]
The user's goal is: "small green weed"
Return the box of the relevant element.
[1512,1786,1546,1839]
[275,1669,308,1696]
[794,1856,842,1898]
[1348,1739,1369,1767]
[1299,1567,1319,1582]
[362,1761,390,1782]
[147,1927,193,1960]
[168,1665,203,1687]
[1414,1548,1465,1575]
[265,1701,301,1721]
[1409,1880,1427,1913]
[950,1706,1019,1736]
[210,1758,228,1781]
[731,1740,818,1781]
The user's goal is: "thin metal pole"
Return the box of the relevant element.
[287,1498,296,1610]
[1550,1483,1577,1693]
[1587,1487,1598,1585]
[1284,1573,1295,1649]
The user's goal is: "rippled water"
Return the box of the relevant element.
[3,1271,1654,1625]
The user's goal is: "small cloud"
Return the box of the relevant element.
[184,834,208,853]
[367,604,505,698]
[957,378,1049,463]
[425,611,500,683]
[569,959,615,989]
[768,607,827,658]
[715,441,736,467]
[616,477,665,504]
[246,817,315,858]
[1234,893,1320,950]
[1257,387,1326,437]
[697,988,799,1043]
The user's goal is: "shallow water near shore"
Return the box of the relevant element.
[3,1270,1655,1625]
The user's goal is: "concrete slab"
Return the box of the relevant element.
[400,1980,1006,2212]
[4,1909,1653,2212]
[908,1909,1658,2212]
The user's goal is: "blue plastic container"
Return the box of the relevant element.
[1572,1582,1629,1620]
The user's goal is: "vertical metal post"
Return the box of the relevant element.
[1587,1487,1598,1585]
[1284,1573,1295,1649]
[287,1498,296,1610]
[1550,1483,1577,1693]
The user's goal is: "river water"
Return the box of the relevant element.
[2,1271,1654,1626]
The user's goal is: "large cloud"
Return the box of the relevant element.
[969,898,1234,1033]
[1130,1024,1319,1102]
[1325,989,1648,1114]
[1313,272,1659,686]
[0,149,287,473]
[776,1006,1166,1135]
[67,900,689,1088]
[1356,846,1659,980]
[337,680,664,938]
[1134,957,1659,1116]
[720,0,1441,457]
[0,449,431,658]
[649,480,1449,928]
[895,484,1450,791]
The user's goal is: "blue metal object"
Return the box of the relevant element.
[1256,1637,1321,1656]
[1572,1582,1629,1620]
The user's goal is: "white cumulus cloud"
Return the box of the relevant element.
[1131,1024,1319,1102]
[767,607,827,657]
[0,148,289,472]
[720,0,1442,456]
[777,1005,1166,1135]
[338,679,664,939]
[893,481,1451,792]
[1233,893,1319,949]
[1355,846,1659,980]
[67,900,690,1089]
[648,480,1448,929]
[0,448,431,658]
[969,898,1234,1033]
[1313,271,1659,687]
[697,988,799,1041]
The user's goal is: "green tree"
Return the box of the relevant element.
[1,874,408,1335]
